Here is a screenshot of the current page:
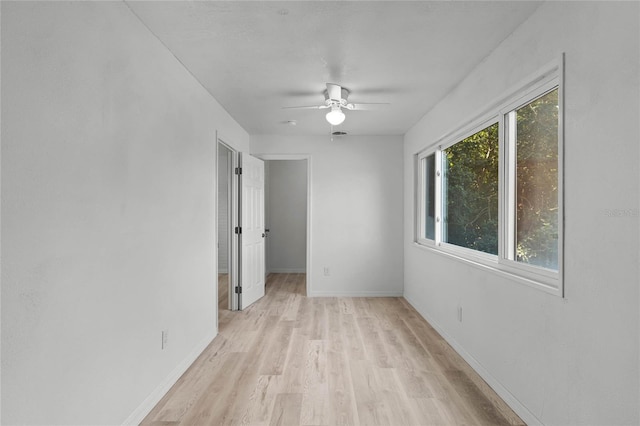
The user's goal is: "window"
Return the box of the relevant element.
[420,153,436,240]
[443,123,499,255]
[507,89,559,270]
[416,59,563,294]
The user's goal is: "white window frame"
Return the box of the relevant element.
[416,151,438,248]
[415,55,564,296]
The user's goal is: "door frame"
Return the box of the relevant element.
[253,154,312,297]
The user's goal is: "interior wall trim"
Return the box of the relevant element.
[403,295,542,426]
[122,331,217,425]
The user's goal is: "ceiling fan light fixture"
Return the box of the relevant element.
[325,106,345,125]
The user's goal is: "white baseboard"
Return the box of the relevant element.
[308,291,403,297]
[403,295,541,426]
[268,268,306,274]
[122,331,217,425]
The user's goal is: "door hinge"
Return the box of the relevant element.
[235,226,242,234]
[235,167,242,175]
[235,286,242,294]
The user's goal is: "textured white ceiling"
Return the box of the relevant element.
[127,1,542,136]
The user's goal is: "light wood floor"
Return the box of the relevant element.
[219,273,229,312]
[142,273,525,426]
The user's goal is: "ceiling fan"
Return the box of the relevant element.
[283,83,390,126]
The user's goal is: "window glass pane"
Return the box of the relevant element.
[424,154,436,240]
[443,123,499,254]
[515,89,559,270]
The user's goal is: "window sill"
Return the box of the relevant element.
[411,242,563,297]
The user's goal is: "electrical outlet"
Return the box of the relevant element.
[161,330,168,350]
[457,306,463,323]
[323,267,330,276]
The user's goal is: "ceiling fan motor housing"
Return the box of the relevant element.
[324,85,350,108]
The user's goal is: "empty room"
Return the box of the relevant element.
[1,1,638,425]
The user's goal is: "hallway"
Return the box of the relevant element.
[142,273,523,425]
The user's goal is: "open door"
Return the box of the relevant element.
[217,140,239,315]
[238,153,266,309]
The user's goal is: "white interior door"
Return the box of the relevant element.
[239,153,265,309]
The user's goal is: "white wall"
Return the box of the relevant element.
[403,2,639,425]
[265,160,307,273]
[1,2,249,424]
[252,135,403,297]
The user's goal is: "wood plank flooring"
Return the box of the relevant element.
[219,273,229,312]
[142,273,525,426]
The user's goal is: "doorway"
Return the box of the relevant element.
[217,140,238,320]
[260,155,311,296]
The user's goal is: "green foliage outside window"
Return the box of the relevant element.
[443,123,499,255]
[515,89,559,270]
[438,89,558,268]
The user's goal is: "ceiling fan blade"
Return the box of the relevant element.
[282,105,329,110]
[326,83,342,101]
[345,102,391,111]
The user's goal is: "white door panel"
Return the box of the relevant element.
[240,154,265,309]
